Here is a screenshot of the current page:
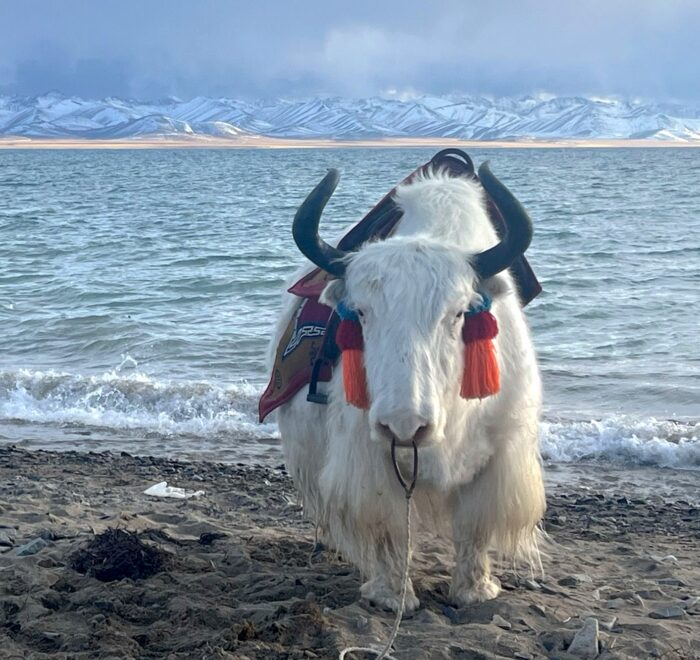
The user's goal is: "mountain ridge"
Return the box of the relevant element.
[1,93,699,142]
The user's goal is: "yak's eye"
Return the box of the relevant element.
[446,310,463,331]
[357,309,364,318]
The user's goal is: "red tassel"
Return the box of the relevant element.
[462,310,498,343]
[336,319,369,409]
[461,311,500,400]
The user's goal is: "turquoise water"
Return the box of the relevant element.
[0,148,698,465]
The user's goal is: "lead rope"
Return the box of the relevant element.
[339,440,418,660]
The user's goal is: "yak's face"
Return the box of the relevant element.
[296,160,533,448]
[322,238,497,448]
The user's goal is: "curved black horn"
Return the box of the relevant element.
[472,162,533,279]
[292,169,348,278]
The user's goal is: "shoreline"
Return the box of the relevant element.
[2,135,700,150]
[1,445,698,658]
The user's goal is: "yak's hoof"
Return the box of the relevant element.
[450,575,501,606]
[361,577,420,614]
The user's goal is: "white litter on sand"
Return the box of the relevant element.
[143,481,205,499]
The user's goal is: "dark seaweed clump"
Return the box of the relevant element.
[71,528,169,582]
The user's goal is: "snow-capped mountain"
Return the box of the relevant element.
[1,92,699,141]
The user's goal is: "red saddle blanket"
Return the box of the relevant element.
[258,150,541,422]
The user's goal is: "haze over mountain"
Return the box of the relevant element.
[1,93,699,142]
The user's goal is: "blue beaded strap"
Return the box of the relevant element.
[465,291,492,317]
[337,300,360,322]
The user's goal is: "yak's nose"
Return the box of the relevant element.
[375,412,431,445]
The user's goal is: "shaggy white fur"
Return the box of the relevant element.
[274,169,545,612]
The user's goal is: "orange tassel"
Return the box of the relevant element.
[461,338,500,399]
[461,309,500,400]
[341,348,370,409]
[336,318,369,409]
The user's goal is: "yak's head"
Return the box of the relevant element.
[292,164,532,448]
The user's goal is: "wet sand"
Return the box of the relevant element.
[0,445,698,659]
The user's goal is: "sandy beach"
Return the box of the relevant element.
[1,136,700,150]
[0,446,697,659]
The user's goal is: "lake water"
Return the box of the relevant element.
[0,147,698,468]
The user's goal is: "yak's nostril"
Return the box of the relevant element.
[376,417,430,444]
[377,423,393,439]
[413,424,429,443]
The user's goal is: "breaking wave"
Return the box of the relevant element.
[0,367,697,469]
[0,367,277,442]
[540,416,699,470]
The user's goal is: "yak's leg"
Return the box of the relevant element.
[449,535,500,605]
[317,397,421,613]
[320,454,420,611]
[359,530,420,613]
[448,454,501,606]
[322,499,420,612]
[448,438,545,606]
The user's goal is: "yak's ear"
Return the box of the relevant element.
[479,273,512,300]
[320,278,346,307]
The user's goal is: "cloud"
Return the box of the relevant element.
[5,47,133,98]
[0,0,698,101]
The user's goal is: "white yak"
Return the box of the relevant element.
[272,160,545,612]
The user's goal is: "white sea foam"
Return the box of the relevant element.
[0,368,278,441]
[0,368,697,469]
[540,416,699,469]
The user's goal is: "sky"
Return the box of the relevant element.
[0,0,698,102]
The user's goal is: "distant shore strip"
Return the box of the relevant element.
[1,136,700,149]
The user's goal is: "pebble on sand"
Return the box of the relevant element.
[529,603,546,617]
[558,574,593,587]
[658,577,687,587]
[0,529,16,547]
[599,615,618,631]
[567,617,599,659]
[649,605,687,620]
[15,537,48,556]
[490,614,512,630]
